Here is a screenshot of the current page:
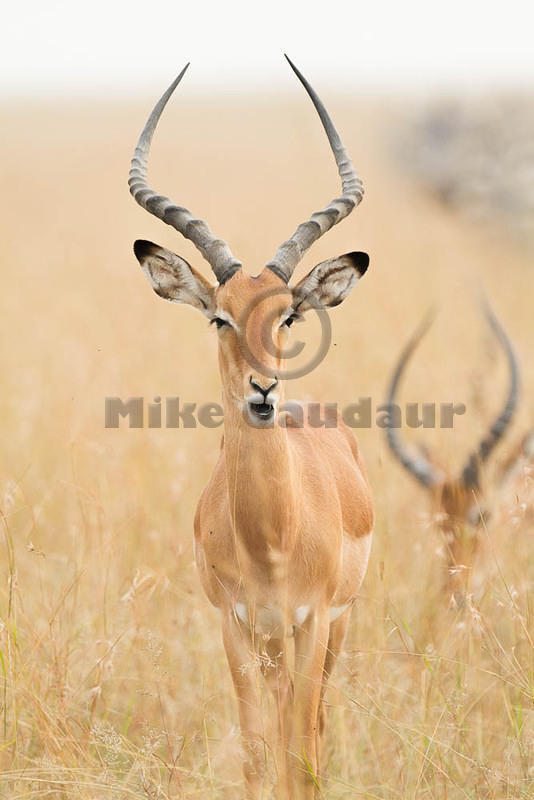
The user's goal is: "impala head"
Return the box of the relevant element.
[130,58,369,426]
[385,302,519,532]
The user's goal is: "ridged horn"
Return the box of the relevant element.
[266,55,364,284]
[129,64,242,285]
[385,309,445,489]
[461,302,520,489]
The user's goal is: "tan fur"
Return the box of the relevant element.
[428,434,534,604]
[191,268,373,798]
[133,245,373,797]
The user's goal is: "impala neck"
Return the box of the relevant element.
[222,390,299,568]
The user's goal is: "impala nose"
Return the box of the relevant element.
[247,377,279,424]
[249,377,278,397]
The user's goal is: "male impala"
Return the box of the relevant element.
[385,304,519,601]
[129,58,373,798]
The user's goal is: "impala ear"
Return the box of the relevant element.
[291,252,369,313]
[133,240,215,317]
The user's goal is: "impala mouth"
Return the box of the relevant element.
[246,395,277,425]
[250,401,274,418]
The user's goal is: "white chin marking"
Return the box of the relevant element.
[246,405,275,426]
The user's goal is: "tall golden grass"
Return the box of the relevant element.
[1,93,533,798]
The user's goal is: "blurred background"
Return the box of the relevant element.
[1,1,533,797]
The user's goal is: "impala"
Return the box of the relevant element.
[129,58,374,798]
[385,303,520,601]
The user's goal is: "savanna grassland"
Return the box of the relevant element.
[1,90,534,798]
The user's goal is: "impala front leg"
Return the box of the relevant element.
[221,610,268,800]
[291,607,330,799]
[316,607,351,781]
[261,637,293,799]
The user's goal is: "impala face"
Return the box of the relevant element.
[435,481,486,531]
[385,302,519,599]
[213,269,291,426]
[134,241,369,427]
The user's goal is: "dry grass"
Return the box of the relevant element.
[1,92,533,799]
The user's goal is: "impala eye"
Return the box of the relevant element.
[211,317,229,330]
[284,312,301,328]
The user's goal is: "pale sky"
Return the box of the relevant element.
[2,0,533,96]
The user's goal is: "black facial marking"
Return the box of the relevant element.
[211,317,229,329]
[284,312,301,327]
